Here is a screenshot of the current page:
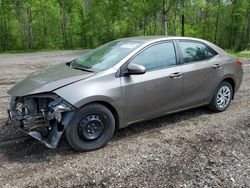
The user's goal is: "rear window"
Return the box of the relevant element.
[179,41,218,64]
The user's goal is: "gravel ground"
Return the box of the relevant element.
[0,51,249,187]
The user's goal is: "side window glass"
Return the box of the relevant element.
[130,42,176,70]
[179,41,218,64]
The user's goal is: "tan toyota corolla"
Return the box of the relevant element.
[7,36,243,151]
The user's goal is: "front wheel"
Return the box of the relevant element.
[65,103,115,151]
[209,81,233,112]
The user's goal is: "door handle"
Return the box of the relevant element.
[169,72,183,79]
[212,64,222,69]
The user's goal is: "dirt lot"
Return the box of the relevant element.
[0,51,249,187]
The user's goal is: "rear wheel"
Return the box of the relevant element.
[65,103,115,151]
[209,81,233,112]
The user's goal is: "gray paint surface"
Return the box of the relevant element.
[8,63,95,96]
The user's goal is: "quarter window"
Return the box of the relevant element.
[179,41,218,64]
[130,42,176,70]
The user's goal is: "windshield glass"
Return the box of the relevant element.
[70,40,143,71]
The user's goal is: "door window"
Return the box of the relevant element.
[179,41,218,64]
[130,42,177,70]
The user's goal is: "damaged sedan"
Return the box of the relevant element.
[7,37,243,151]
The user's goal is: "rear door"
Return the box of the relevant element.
[177,40,221,108]
[120,41,183,124]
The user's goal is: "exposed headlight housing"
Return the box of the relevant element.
[48,98,74,122]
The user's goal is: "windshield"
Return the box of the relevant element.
[70,40,143,71]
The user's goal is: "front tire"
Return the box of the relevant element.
[209,81,233,112]
[65,103,115,151]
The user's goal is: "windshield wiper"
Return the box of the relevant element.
[70,65,94,72]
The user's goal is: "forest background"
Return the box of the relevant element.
[0,0,249,55]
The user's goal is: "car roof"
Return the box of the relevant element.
[118,36,206,42]
[118,36,227,55]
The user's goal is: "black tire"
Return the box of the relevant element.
[209,81,233,112]
[65,103,115,151]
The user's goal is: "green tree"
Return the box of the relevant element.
[0,0,249,52]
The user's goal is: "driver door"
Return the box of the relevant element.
[120,41,183,124]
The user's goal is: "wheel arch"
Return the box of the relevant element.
[222,77,235,99]
[209,75,236,103]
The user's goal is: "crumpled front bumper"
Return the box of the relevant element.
[6,97,76,148]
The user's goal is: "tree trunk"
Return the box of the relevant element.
[153,13,157,34]
[60,8,69,49]
[27,6,33,49]
[229,2,236,49]
[14,1,25,49]
[1,0,10,50]
[106,17,111,37]
[143,14,147,35]
[163,0,168,36]
[244,3,250,49]
[84,0,91,12]
[181,14,185,36]
[174,2,178,36]
[214,0,220,43]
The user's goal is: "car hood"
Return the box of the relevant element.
[8,63,95,96]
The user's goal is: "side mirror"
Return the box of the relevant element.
[127,64,146,75]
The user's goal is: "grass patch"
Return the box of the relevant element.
[0,48,86,54]
[226,49,250,58]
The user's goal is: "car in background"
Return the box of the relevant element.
[7,36,243,151]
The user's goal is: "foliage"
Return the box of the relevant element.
[226,49,250,58]
[0,0,249,52]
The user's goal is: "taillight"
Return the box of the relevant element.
[235,59,243,66]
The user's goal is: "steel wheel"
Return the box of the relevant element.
[77,115,104,141]
[65,103,115,151]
